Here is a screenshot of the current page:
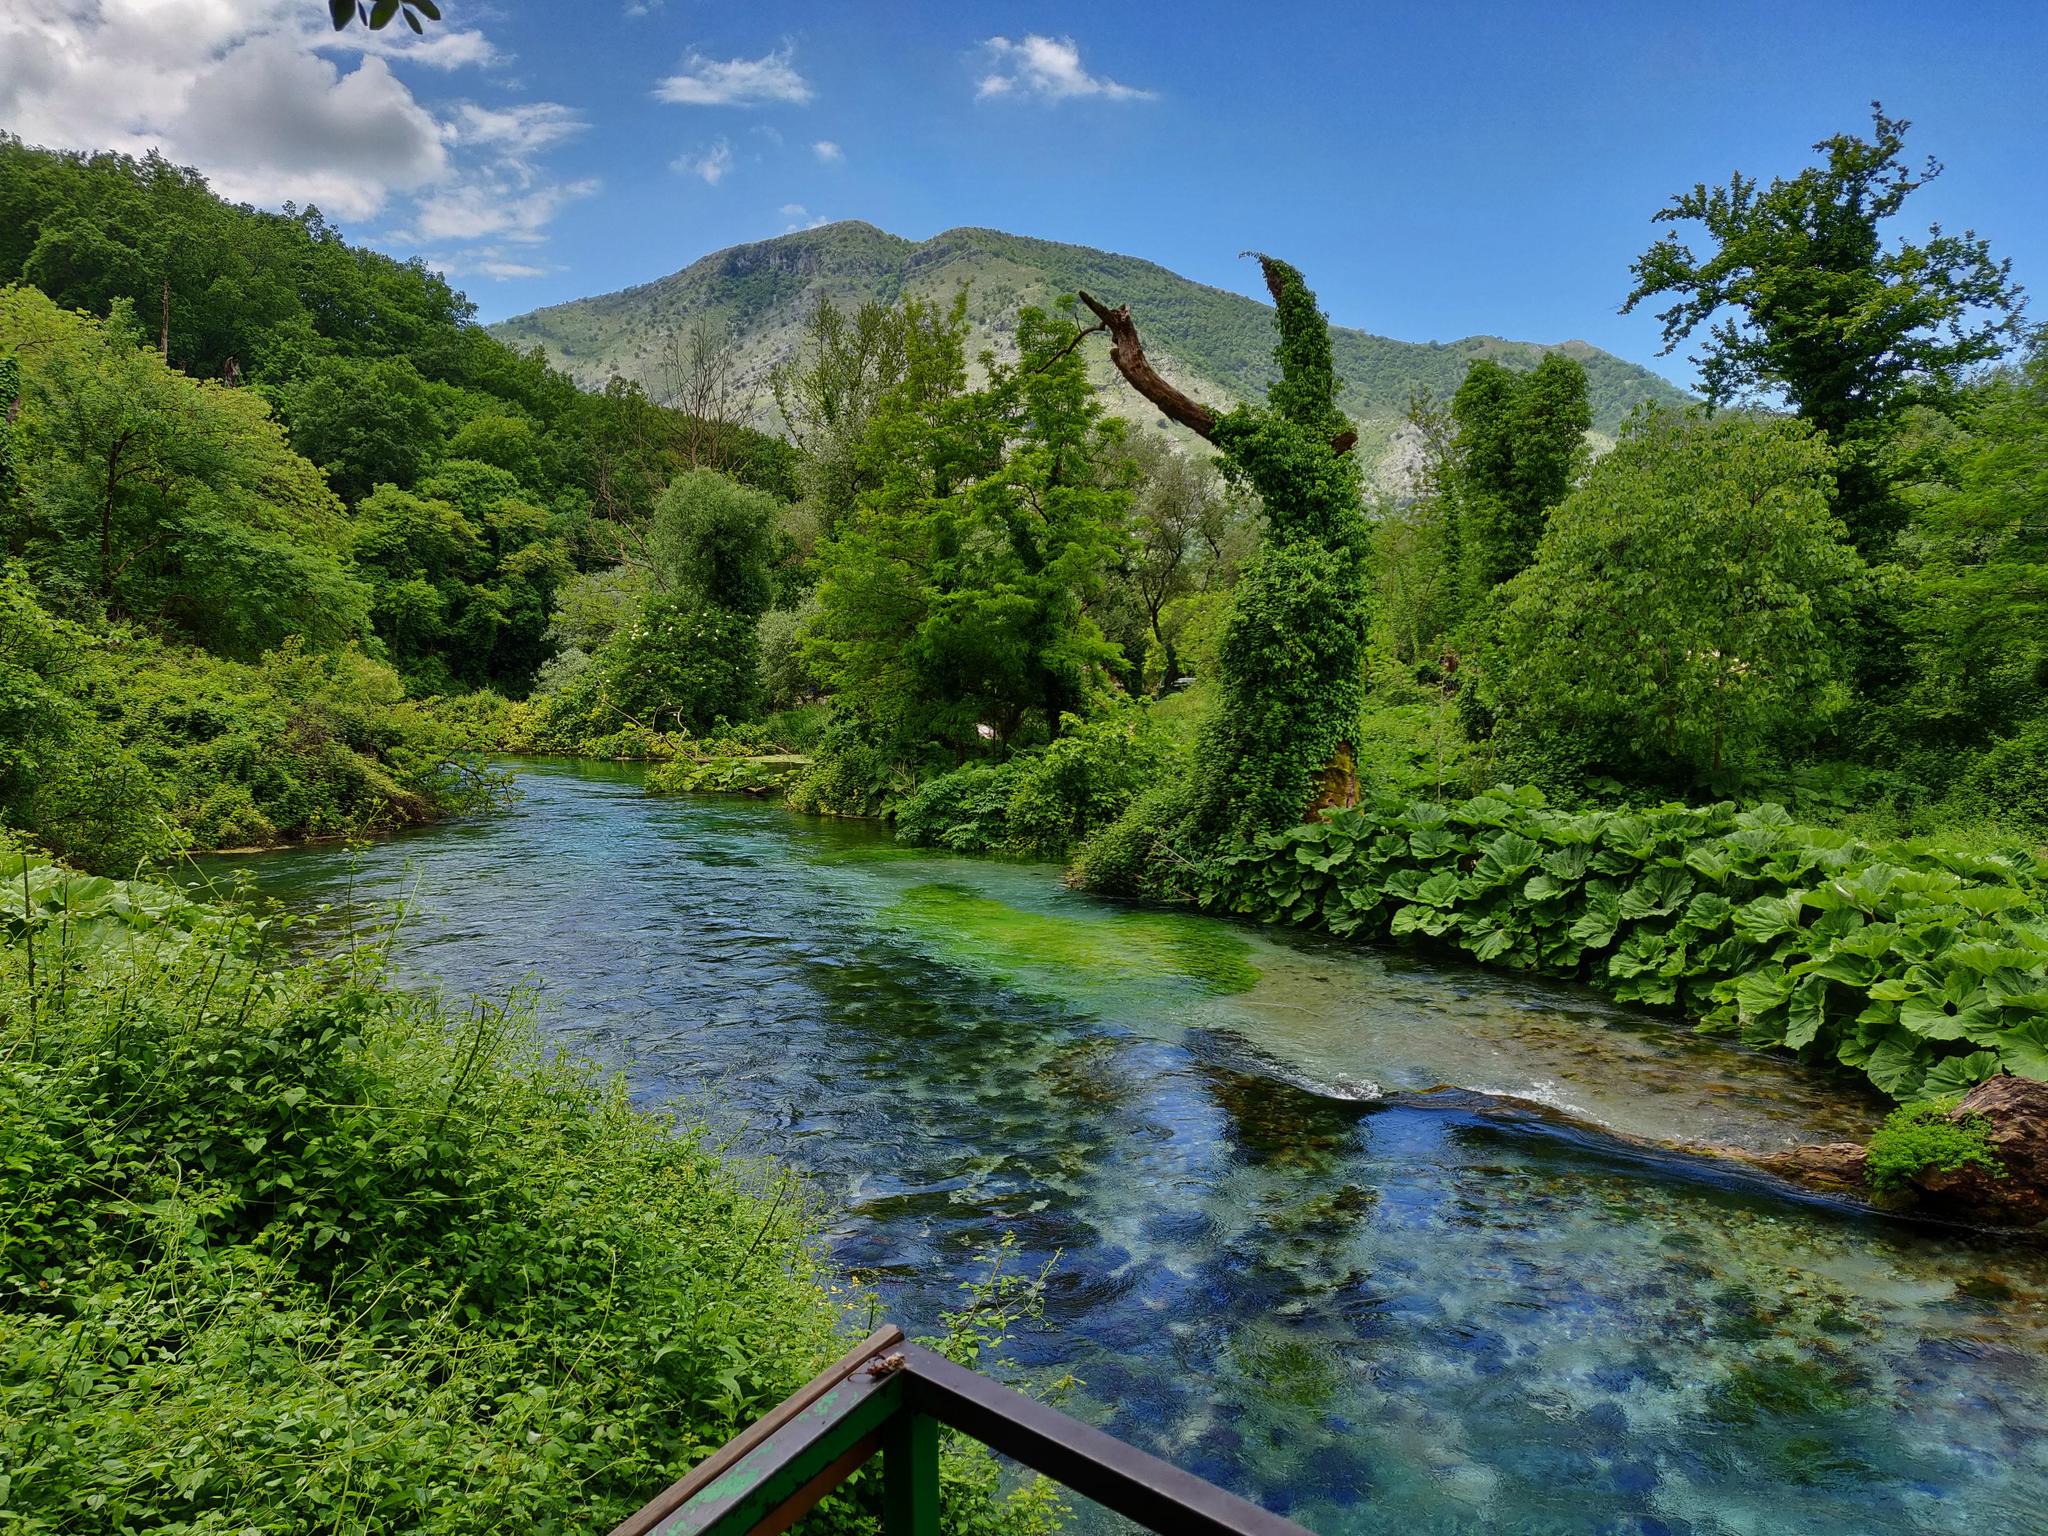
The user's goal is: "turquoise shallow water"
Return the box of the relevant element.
[195,761,2048,1536]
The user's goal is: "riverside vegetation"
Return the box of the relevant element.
[1,101,2045,1528]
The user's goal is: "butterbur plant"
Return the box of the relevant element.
[1211,787,2048,1103]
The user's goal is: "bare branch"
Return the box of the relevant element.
[1075,288,1357,456]
[1075,290,1218,441]
[1029,317,1108,374]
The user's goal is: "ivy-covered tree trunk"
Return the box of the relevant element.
[1079,257,1373,845]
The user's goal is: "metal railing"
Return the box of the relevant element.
[612,1325,1314,1536]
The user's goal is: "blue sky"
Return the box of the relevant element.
[4,2,2043,387]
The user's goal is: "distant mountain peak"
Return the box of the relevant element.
[491,222,1690,479]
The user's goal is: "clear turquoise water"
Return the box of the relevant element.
[196,761,2048,1536]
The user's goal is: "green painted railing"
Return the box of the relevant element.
[611,1325,1314,1536]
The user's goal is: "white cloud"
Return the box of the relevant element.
[427,245,552,281]
[812,139,843,163]
[449,101,588,157]
[0,1,589,264]
[976,35,1153,102]
[328,22,502,71]
[672,139,734,185]
[655,48,811,107]
[400,176,600,243]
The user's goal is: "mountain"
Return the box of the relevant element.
[489,221,1692,483]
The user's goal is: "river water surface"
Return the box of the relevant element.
[200,761,2048,1536]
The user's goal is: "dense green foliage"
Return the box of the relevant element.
[0,847,1061,1533]
[1477,409,1864,783]
[1863,1098,2006,1191]
[1195,788,2048,1103]
[1444,355,1592,602]
[804,298,1127,763]
[894,706,1182,860]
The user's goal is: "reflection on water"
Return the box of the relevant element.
[195,761,2048,1536]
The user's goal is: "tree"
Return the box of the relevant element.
[1447,354,1591,600]
[2,286,366,655]
[1889,348,2048,756]
[771,296,914,542]
[806,296,1127,758]
[1079,256,1372,838]
[1623,105,2027,547]
[648,470,781,620]
[1479,409,1866,784]
[1108,432,1251,692]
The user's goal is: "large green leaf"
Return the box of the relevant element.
[1568,883,1623,948]
[1619,865,1695,919]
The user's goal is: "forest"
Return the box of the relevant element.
[2,98,2046,1531]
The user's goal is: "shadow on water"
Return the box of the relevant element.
[192,762,2048,1536]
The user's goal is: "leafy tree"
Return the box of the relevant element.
[1447,353,1591,600]
[277,355,444,505]
[649,470,781,619]
[1106,432,1253,692]
[807,297,1127,758]
[1887,348,2048,762]
[1163,258,1373,840]
[1623,105,2027,547]
[771,296,915,545]
[1,286,366,655]
[1479,409,1865,784]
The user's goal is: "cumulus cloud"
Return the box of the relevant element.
[672,139,735,185]
[812,139,843,163]
[976,35,1153,102]
[779,201,827,231]
[0,0,590,273]
[655,48,811,106]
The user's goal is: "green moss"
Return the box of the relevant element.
[1864,1098,2006,1192]
[885,882,1259,996]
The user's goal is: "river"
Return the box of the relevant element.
[196,760,2048,1536]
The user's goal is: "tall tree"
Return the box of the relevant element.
[1079,255,1372,838]
[807,296,1127,757]
[1623,105,2026,547]
[1447,353,1591,602]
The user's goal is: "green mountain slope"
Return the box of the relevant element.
[490,221,1691,479]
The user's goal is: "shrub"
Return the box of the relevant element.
[786,713,906,818]
[1477,409,1864,787]
[895,763,1024,853]
[896,708,1183,860]
[1944,721,2048,837]
[1865,1098,2006,1191]
[1068,776,1201,900]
